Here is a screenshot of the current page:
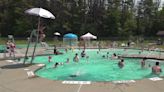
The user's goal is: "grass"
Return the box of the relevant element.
[0,37,164,49]
[0,38,6,44]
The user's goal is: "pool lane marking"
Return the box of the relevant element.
[77,84,82,92]
[149,77,163,81]
[62,81,91,84]
[113,80,136,84]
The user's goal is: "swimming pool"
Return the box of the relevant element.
[25,48,164,81]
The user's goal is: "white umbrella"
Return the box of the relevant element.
[81,32,97,47]
[24,8,55,64]
[81,32,97,39]
[54,32,61,36]
[25,8,55,19]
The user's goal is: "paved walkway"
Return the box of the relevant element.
[0,47,49,60]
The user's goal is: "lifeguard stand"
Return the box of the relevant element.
[23,29,38,64]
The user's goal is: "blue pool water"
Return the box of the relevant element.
[23,48,164,81]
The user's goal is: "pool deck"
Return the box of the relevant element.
[1,47,164,92]
[1,60,164,92]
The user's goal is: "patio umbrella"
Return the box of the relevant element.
[54,32,61,36]
[80,32,97,47]
[24,8,55,64]
[54,32,61,41]
[63,33,78,46]
[81,32,97,39]
[25,8,55,19]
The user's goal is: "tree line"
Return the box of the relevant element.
[0,0,164,39]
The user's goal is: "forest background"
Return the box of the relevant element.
[0,0,164,40]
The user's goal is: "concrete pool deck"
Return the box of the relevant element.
[1,60,164,92]
[0,47,164,92]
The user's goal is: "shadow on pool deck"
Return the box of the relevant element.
[0,63,31,69]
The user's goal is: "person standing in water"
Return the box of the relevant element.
[111,53,118,59]
[48,56,52,63]
[81,50,86,58]
[54,62,59,68]
[141,58,146,68]
[53,45,63,55]
[66,58,70,63]
[152,62,162,74]
[73,53,79,62]
[118,59,124,68]
[106,52,109,59]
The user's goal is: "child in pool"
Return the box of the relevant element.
[118,59,124,68]
[73,53,79,62]
[66,58,70,63]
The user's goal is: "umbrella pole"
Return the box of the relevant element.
[30,17,40,64]
[23,30,35,64]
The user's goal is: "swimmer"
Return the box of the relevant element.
[106,52,109,59]
[69,75,78,77]
[152,62,162,74]
[81,50,86,58]
[73,53,79,62]
[111,53,118,59]
[54,45,63,55]
[141,58,146,68]
[48,56,52,63]
[66,58,70,63]
[102,55,105,58]
[70,71,80,77]
[54,62,59,68]
[118,59,124,68]
[97,51,99,54]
